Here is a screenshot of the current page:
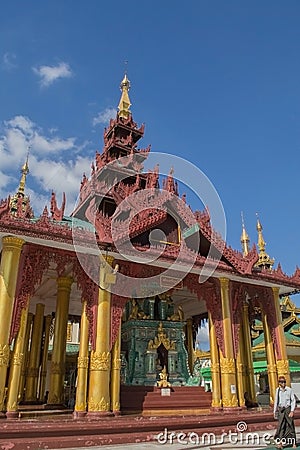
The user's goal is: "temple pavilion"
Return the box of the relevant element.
[1,73,300,418]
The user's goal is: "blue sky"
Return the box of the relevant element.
[1,1,300,284]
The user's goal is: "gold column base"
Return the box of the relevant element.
[88,367,113,415]
[220,357,238,408]
[74,300,89,415]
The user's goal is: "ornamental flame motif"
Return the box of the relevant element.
[90,351,111,370]
[0,344,10,367]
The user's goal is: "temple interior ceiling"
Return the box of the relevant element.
[29,267,83,317]
[171,287,207,318]
[28,268,206,319]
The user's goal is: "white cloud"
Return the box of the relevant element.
[31,134,76,153]
[93,107,117,126]
[33,62,73,87]
[0,171,13,192]
[30,155,91,205]
[6,116,35,135]
[0,115,92,215]
[2,52,17,70]
[195,321,209,351]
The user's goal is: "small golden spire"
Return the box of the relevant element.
[255,213,274,269]
[18,150,30,195]
[118,73,131,119]
[240,212,250,257]
[10,150,30,216]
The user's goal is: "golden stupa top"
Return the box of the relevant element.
[10,152,30,215]
[255,214,274,269]
[18,154,29,195]
[240,212,250,257]
[118,73,131,119]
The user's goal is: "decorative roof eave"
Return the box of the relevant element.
[194,210,300,286]
[280,296,300,314]
[0,204,96,251]
[282,314,300,328]
[104,116,145,139]
[1,207,300,294]
[104,141,149,159]
[194,210,259,275]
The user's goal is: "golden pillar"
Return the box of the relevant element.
[6,304,29,418]
[241,301,256,402]
[110,324,121,415]
[262,309,277,404]
[18,312,33,402]
[219,278,238,408]
[88,255,115,416]
[0,236,24,412]
[208,312,222,409]
[236,325,246,407]
[48,277,72,405]
[272,287,290,384]
[25,303,45,401]
[186,318,195,373]
[38,314,52,402]
[74,300,89,417]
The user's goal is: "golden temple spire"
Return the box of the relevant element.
[9,150,32,217]
[17,150,30,195]
[118,73,131,119]
[240,212,250,257]
[255,213,274,269]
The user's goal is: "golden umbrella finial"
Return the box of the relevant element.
[118,65,131,119]
[240,212,250,257]
[255,212,274,269]
[18,147,30,195]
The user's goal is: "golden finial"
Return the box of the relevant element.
[240,212,250,257]
[255,213,274,269]
[18,148,30,195]
[118,70,131,119]
[10,149,30,216]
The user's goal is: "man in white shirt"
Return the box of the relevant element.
[273,376,297,449]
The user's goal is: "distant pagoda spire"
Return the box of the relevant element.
[118,73,131,119]
[18,150,29,195]
[240,212,250,257]
[255,213,274,269]
[10,149,31,216]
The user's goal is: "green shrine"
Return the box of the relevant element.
[121,295,190,386]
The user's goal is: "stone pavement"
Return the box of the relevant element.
[51,425,300,450]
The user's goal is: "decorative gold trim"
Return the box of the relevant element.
[147,322,176,351]
[77,356,89,369]
[90,351,111,370]
[220,358,236,374]
[12,352,23,366]
[75,402,86,412]
[194,350,210,358]
[0,344,10,367]
[88,396,110,411]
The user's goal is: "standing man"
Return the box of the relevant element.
[273,376,297,449]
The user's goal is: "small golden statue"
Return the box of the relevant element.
[128,298,139,320]
[157,366,171,388]
[168,305,184,321]
[128,298,149,320]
